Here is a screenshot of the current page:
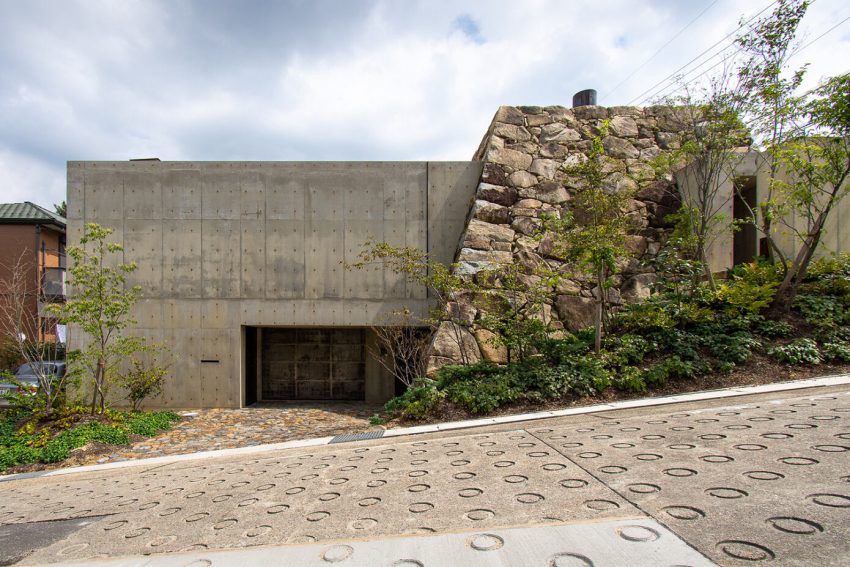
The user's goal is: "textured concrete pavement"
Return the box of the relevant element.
[1,384,848,566]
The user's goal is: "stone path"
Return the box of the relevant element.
[94,403,381,465]
[1,384,848,566]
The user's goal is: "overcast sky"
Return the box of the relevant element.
[1,0,848,211]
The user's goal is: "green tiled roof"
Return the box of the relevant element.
[0,202,66,227]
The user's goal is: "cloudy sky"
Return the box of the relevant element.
[1,0,848,211]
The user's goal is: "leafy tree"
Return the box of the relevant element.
[475,261,556,363]
[654,76,751,290]
[542,122,638,352]
[53,201,67,218]
[770,74,850,309]
[734,0,810,269]
[50,223,146,414]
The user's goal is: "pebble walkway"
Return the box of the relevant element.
[95,403,382,464]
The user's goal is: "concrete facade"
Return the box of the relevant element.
[66,161,482,408]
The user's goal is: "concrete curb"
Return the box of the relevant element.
[2,373,848,483]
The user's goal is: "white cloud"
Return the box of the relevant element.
[0,0,847,208]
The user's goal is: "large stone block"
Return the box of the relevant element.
[429,321,481,369]
[555,295,596,331]
[602,136,640,159]
[463,219,516,250]
[472,200,511,225]
[475,328,508,364]
[608,116,639,138]
[487,148,528,170]
[476,183,518,206]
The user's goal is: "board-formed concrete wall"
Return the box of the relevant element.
[66,161,482,408]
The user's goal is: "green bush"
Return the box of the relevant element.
[125,411,180,437]
[752,317,794,338]
[384,378,445,420]
[703,333,760,365]
[644,356,697,386]
[717,261,781,315]
[615,300,676,333]
[0,445,39,469]
[794,294,849,330]
[444,372,519,414]
[610,366,647,393]
[768,338,821,365]
[820,340,850,362]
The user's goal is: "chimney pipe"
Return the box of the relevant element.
[572,89,597,108]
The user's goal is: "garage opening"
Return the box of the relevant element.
[259,328,366,401]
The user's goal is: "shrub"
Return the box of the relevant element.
[614,300,676,333]
[384,378,445,420]
[117,359,170,411]
[559,355,612,396]
[703,333,760,365]
[444,372,519,414]
[768,338,821,365]
[644,356,697,386]
[39,422,130,463]
[717,261,781,315]
[125,411,180,437]
[820,340,850,362]
[752,317,794,338]
[794,294,848,330]
[610,366,647,393]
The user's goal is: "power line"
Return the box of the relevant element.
[640,12,849,105]
[601,0,719,102]
[624,0,780,105]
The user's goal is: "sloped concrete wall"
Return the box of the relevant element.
[67,161,481,408]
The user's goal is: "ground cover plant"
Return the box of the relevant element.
[379,254,850,421]
[0,406,180,472]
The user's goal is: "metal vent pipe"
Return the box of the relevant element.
[572,89,597,107]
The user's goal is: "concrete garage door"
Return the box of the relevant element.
[261,328,366,400]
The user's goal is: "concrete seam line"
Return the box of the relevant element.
[1,373,848,483]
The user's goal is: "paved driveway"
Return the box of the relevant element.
[1,384,848,566]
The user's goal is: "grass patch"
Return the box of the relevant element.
[0,409,180,472]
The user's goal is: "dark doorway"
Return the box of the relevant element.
[244,327,257,406]
[261,328,366,401]
[733,177,758,265]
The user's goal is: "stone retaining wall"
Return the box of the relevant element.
[428,104,688,372]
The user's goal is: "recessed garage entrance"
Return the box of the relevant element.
[259,328,366,401]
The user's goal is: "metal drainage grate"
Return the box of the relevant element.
[329,430,385,444]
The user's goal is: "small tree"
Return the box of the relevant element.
[117,353,170,411]
[368,308,432,389]
[770,74,850,310]
[0,252,69,415]
[347,241,479,365]
[543,122,639,352]
[475,261,554,363]
[654,75,751,290]
[51,223,143,414]
[734,0,810,271]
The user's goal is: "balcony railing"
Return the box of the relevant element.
[41,267,66,300]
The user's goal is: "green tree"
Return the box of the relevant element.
[735,0,810,269]
[654,77,751,291]
[542,122,638,352]
[53,201,67,218]
[770,74,850,309]
[50,223,144,414]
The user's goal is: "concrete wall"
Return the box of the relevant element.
[677,150,850,272]
[67,161,482,408]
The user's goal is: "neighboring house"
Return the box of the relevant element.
[67,101,849,409]
[0,202,66,345]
